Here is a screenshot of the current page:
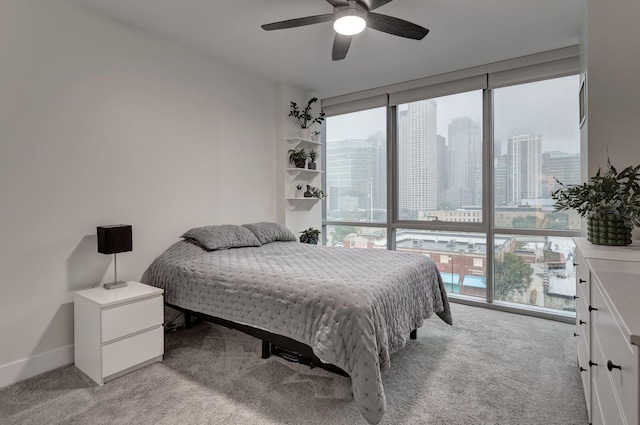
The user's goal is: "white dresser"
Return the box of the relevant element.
[574,238,640,425]
[74,282,164,385]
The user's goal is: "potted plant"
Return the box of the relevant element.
[299,227,321,244]
[311,130,321,142]
[303,185,327,199]
[288,148,307,168]
[551,158,640,246]
[307,149,318,170]
[289,97,326,139]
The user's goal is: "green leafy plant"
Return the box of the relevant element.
[288,148,307,168]
[299,227,321,244]
[303,185,326,199]
[308,149,318,163]
[551,158,640,229]
[289,97,326,129]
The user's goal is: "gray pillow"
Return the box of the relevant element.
[181,225,261,251]
[242,222,297,245]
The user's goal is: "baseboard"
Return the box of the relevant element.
[0,344,74,389]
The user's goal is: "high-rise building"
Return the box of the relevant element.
[506,134,542,205]
[398,99,438,213]
[494,154,508,207]
[437,134,448,194]
[541,151,581,197]
[325,133,386,212]
[447,117,482,207]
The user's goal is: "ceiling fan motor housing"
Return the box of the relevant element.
[333,1,368,35]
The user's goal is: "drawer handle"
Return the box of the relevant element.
[580,367,587,372]
[579,279,586,284]
[589,360,598,367]
[573,295,579,300]
[573,262,578,267]
[588,305,598,312]
[573,332,579,337]
[579,320,587,325]
[607,360,621,372]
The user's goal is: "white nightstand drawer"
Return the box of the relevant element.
[102,295,163,342]
[592,330,626,425]
[102,327,164,378]
[592,281,638,424]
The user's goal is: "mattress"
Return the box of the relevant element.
[148,240,452,424]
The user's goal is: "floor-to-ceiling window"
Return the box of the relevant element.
[492,75,581,312]
[324,107,387,250]
[322,51,581,320]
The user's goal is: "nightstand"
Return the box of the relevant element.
[74,281,164,385]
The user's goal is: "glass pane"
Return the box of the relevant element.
[325,225,387,249]
[493,75,581,230]
[494,235,576,312]
[397,91,483,221]
[325,108,387,223]
[396,229,486,298]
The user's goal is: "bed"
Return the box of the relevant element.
[147,223,452,424]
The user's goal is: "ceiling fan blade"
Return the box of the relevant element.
[262,14,333,31]
[332,34,352,61]
[361,0,393,11]
[367,12,429,40]
[325,0,349,6]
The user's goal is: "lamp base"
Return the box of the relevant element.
[103,281,128,290]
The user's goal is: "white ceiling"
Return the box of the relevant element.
[72,0,585,99]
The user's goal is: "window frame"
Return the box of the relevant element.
[321,47,581,323]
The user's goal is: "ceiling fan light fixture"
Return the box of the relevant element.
[333,3,367,36]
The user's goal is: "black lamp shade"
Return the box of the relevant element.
[97,225,132,254]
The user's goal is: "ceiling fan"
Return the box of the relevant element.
[261,0,429,61]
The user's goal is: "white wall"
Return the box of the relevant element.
[0,0,278,385]
[585,0,640,240]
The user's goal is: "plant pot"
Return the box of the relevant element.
[294,159,306,168]
[587,214,632,246]
[299,128,311,139]
[307,162,317,170]
[311,133,320,142]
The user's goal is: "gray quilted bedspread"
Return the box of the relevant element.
[148,240,452,424]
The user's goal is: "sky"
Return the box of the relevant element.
[326,74,580,154]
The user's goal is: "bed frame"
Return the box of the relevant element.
[166,302,417,378]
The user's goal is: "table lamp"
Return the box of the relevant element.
[97,224,132,290]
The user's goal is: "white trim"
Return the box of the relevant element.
[0,344,74,389]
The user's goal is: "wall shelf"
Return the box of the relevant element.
[286,197,321,203]
[286,168,324,175]
[287,137,322,149]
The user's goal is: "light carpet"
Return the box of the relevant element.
[0,303,588,425]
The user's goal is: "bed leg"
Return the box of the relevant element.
[184,312,193,329]
[261,340,271,359]
[410,329,417,340]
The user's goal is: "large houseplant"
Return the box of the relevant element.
[551,158,640,245]
[289,97,325,139]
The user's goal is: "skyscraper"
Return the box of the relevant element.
[506,134,542,205]
[398,99,438,213]
[542,151,580,197]
[325,133,386,213]
[447,117,482,207]
[494,154,508,207]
